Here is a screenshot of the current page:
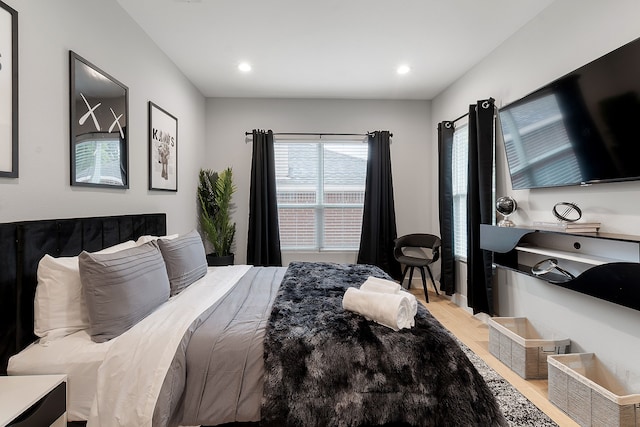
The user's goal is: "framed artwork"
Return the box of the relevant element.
[148,101,178,191]
[0,1,18,178]
[69,51,129,188]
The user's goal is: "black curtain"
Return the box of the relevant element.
[437,121,456,295]
[357,131,401,279]
[467,99,496,315]
[246,129,282,266]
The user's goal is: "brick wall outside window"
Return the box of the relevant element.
[274,141,367,251]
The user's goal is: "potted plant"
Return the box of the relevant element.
[198,167,237,266]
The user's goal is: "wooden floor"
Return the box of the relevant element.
[412,289,579,427]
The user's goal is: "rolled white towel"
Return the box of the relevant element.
[342,287,412,331]
[360,276,418,323]
[360,276,401,293]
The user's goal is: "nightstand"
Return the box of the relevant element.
[0,375,66,427]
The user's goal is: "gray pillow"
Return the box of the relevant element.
[158,229,207,296]
[79,241,170,343]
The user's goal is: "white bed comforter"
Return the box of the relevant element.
[87,265,251,427]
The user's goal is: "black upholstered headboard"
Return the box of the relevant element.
[0,213,166,374]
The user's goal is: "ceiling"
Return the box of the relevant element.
[116,0,555,100]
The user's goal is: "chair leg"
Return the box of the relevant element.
[426,266,439,295]
[400,266,410,289]
[408,267,415,291]
[418,267,429,303]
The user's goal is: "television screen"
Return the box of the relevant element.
[498,37,640,189]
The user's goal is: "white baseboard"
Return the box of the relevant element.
[408,280,488,323]
[449,293,490,323]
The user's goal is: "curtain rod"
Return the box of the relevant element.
[449,98,496,125]
[244,131,393,137]
[452,112,469,124]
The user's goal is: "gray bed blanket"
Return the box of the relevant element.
[262,262,508,427]
[153,266,285,427]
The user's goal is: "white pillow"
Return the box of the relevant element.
[135,234,179,245]
[33,240,138,343]
[95,240,139,255]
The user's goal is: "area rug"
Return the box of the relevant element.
[456,338,559,427]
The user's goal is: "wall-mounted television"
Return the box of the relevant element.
[498,37,640,190]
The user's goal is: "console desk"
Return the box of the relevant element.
[480,224,640,312]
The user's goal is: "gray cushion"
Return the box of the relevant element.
[79,241,170,343]
[158,230,207,296]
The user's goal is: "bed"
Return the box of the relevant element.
[1,213,507,427]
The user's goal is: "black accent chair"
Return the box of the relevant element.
[393,234,441,302]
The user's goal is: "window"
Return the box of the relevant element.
[274,140,368,251]
[452,125,468,260]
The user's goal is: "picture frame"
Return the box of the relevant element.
[0,1,18,178]
[69,51,129,188]
[148,101,178,191]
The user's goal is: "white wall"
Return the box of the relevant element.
[0,0,206,234]
[432,0,640,382]
[206,98,432,266]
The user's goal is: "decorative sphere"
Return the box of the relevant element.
[496,196,517,216]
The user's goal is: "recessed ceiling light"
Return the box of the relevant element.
[238,62,252,73]
[397,65,411,75]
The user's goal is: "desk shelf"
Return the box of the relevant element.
[480,225,640,312]
[514,245,621,266]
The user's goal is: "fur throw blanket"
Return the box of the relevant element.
[262,262,507,427]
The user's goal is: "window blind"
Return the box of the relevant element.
[452,124,468,260]
[274,141,368,251]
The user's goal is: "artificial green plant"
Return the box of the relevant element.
[198,167,236,256]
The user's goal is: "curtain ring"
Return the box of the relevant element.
[444,122,452,129]
[481,100,491,109]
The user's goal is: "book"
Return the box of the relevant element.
[533,221,600,228]
[564,223,600,229]
[532,221,600,233]
[557,228,599,233]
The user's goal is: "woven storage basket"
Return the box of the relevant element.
[548,353,640,427]
[488,317,570,379]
